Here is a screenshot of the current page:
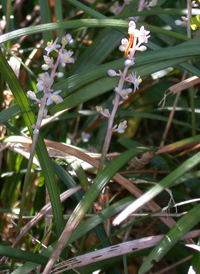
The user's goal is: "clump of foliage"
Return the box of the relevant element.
[1,1,200,274]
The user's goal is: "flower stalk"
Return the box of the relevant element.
[97,21,150,173]
[17,34,74,238]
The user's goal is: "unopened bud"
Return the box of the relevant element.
[124,59,135,67]
[41,64,49,70]
[57,72,64,78]
[27,90,38,101]
[107,69,117,77]
[137,45,147,51]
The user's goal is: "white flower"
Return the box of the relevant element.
[46,90,63,106]
[96,106,110,118]
[128,21,136,34]
[120,21,150,59]
[112,120,127,134]
[114,87,132,100]
[43,55,54,69]
[126,72,142,92]
[137,26,150,45]
[119,38,129,52]
[128,21,141,37]
[36,72,54,92]
[61,34,72,45]
[45,38,61,56]
[59,50,74,67]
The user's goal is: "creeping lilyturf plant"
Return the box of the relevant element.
[42,20,151,274]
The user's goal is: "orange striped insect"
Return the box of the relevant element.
[125,33,134,58]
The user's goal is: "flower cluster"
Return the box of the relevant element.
[27,34,74,133]
[119,21,150,61]
[98,21,150,134]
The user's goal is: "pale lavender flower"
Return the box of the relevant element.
[61,34,72,45]
[46,90,63,106]
[36,72,54,92]
[126,72,142,92]
[137,26,151,46]
[42,55,54,70]
[114,87,132,100]
[45,38,61,56]
[59,50,74,67]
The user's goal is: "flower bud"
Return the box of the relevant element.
[175,19,187,27]
[57,72,64,78]
[107,69,117,77]
[27,90,38,101]
[112,120,127,134]
[124,59,135,67]
[41,64,49,70]
[33,128,39,135]
[137,45,147,51]
[119,45,126,52]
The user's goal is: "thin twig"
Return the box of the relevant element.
[160,91,182,147]
[154,254,193,274]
